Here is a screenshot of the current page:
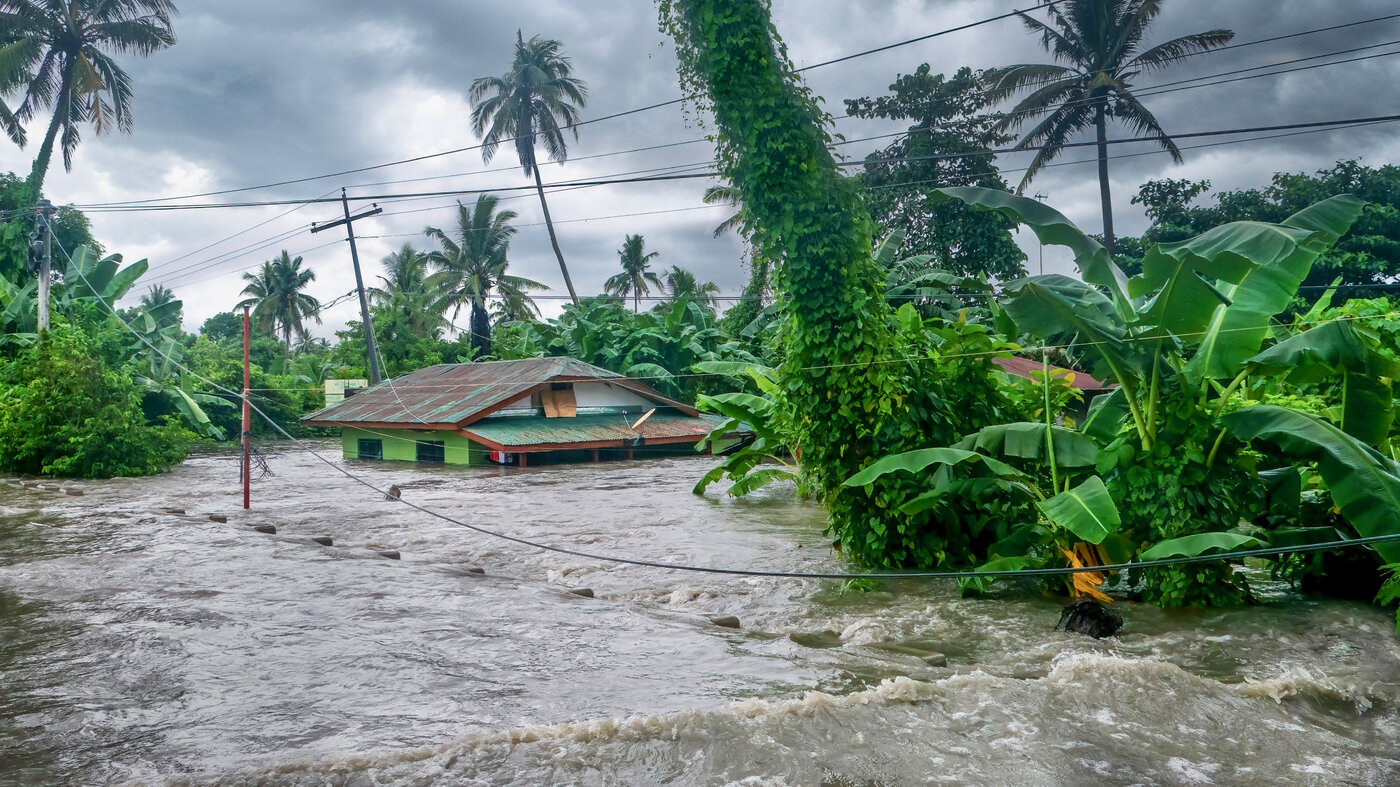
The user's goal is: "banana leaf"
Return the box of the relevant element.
[1139,532,1262,561]
[1244,320,1400,382]
[1036,476,1120,544]
[1244,320,1399,445]
[954,422,1099,469]
[1180,196,1364,384]
[874,227,906,268]
[1225,405,1400,564]
[691,360,778,381]
[1259,466,1303,518]
[958,555,1044,595]
[843,447,1026,488]
[931,186,1132,318]
[999,276,1140,384]
[1080,388,1131,444]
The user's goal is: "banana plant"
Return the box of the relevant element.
[857,188,1371,599]
[691,361,800,497]
[929,187,1365,455]
[56,245,150,305]
[134,336,232,440]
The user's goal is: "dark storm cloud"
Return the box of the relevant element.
[9,0,1400,330]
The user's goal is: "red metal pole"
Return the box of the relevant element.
[242,305,251,510]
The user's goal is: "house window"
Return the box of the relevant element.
[357,439,383,460]
[416,440,446,464]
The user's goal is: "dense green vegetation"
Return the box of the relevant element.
[659,0,1400,629]
[3,0,1400,633]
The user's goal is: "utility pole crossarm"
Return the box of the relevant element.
[309,188,383,386]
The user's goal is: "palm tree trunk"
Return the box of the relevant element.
[470,301,491,359]
[26,68,73,200]
[531,166,580,307]
[1094,104,1116,257]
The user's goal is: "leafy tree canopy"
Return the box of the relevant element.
[1121,160,1400,303]
[846,65,1026,281]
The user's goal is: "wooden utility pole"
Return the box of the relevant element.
[242,305,252,510]
[311,188,384,385]
[34,200,56,336]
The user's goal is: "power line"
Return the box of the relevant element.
[44,214,1400,584]
[143,115,1399,291]
[76,1,1069,209]
[124,10,1400,210]
[76,109,1400,218]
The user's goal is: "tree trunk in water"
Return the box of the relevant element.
[470,301,491,359]
[1095,105,1115,257]
[532,166,580,307]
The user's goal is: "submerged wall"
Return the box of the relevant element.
[340,427,484,466]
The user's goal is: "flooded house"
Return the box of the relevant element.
[301,357,737,467]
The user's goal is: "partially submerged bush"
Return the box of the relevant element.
[0,320,191,477]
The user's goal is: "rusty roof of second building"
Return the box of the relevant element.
[301,357,698,428]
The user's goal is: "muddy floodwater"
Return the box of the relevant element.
[2,442,1400,785]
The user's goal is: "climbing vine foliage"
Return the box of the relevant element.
[660,0,966,565]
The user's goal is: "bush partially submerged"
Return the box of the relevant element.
[0,320,192,477]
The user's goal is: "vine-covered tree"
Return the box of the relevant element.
[846,65,1025,281]
[984,0,1233,254]
[470,31,587,306]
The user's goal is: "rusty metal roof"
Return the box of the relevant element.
[301,357,698,428]
[462,412,731,449]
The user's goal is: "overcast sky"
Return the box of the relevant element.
[4,0,1399,335]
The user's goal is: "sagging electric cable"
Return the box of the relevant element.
[40,212,1400,584]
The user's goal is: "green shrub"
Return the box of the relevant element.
[0,320,191,477]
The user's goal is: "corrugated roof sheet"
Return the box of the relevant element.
[462,412,730,448]
[301,357,697,427]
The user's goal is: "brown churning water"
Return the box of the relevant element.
[1,443,1398,784]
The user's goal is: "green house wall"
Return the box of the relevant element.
[338,426,740,467]
[341,427,485,466]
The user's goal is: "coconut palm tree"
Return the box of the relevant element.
[702,184,743,239]
[424,194,546,359]
[139,283,174,309]
[369,243,443,338]
[604,234,664,313]
[983,0,1232,254]
[138,282,180,328]
[470,31,588,307]
[237,250,320,351]
[0,0,178,196]
[664,265,720,309]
